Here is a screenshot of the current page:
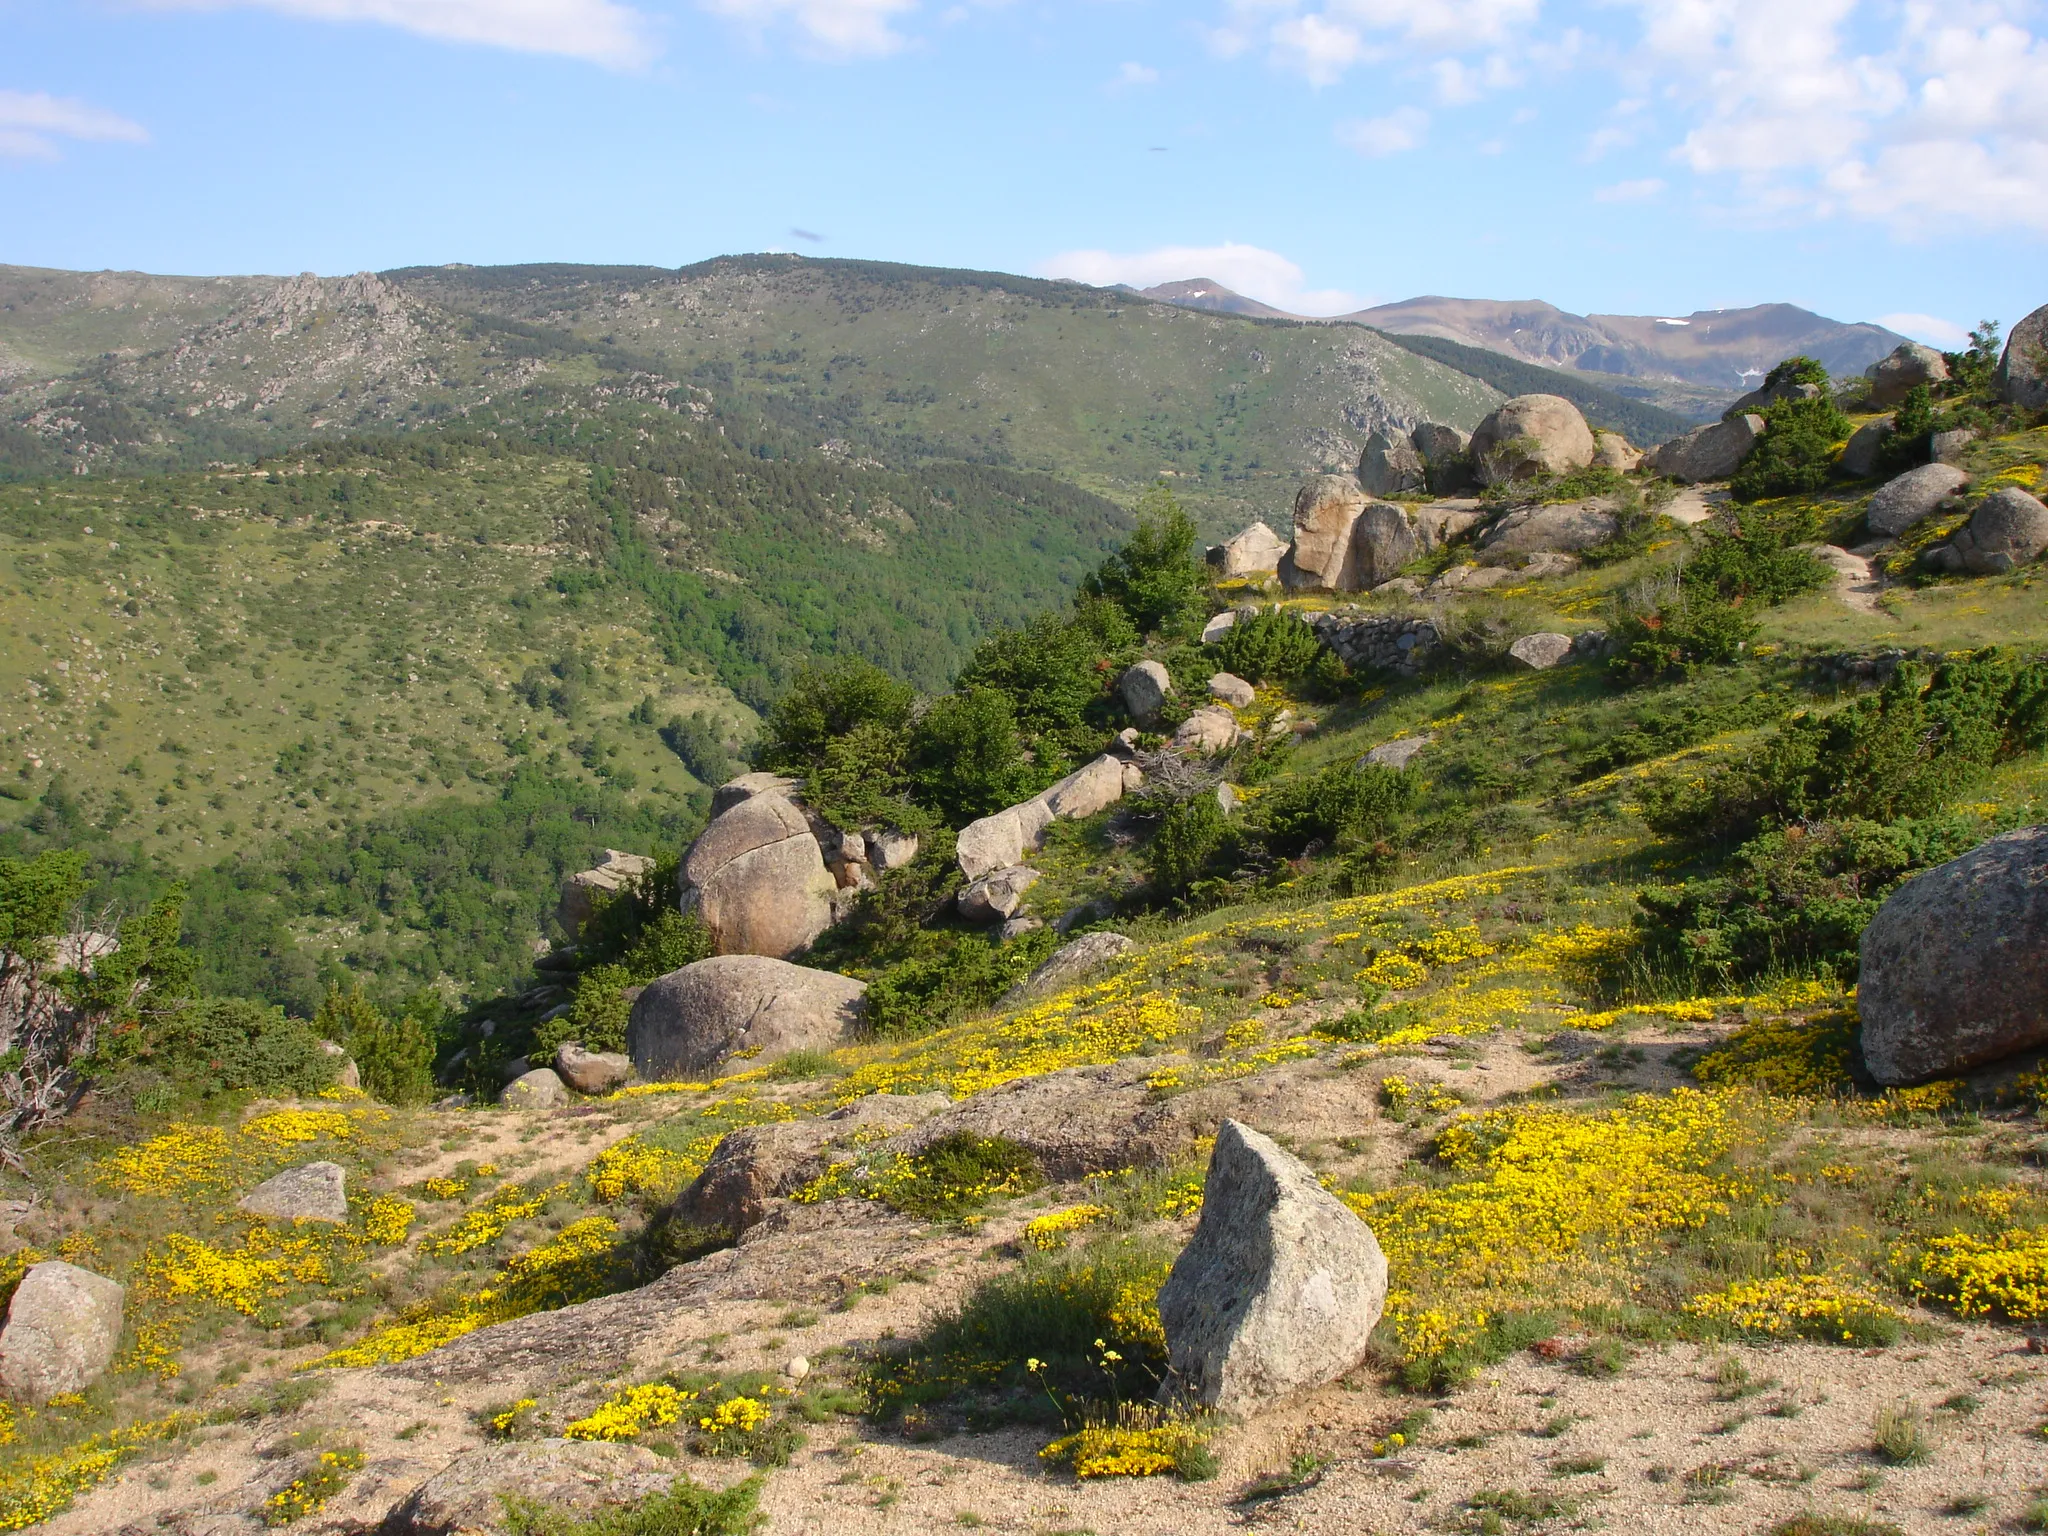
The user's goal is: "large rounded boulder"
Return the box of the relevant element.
[1859,826,2048,1085]
[1469,395,1595,486]
[1867,463,1970,537]
[681,790,838,960]
[1278,474,1368,591]
[1868,342,1949,407]
[1925,487,2048,575]
[627,955,867,1079]
[0,1261,125,1405]
[2000,302,2048,409]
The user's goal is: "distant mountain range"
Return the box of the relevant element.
[1136,283,1913,393]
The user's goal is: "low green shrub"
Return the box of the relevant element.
[313,984,435,1104]
[1256,764,1412,856]
[504,1477,763,1536]
[1643,649,2048,844]
[1210,609,1322,684]
[1731,394,1853,503]
[1145,793,1233,897]
[1874,385,1934,476]
[865,1238,1171,1426]
[136,997,338,1098]
[1633,813,2002,988]
[860,927,1055,1040]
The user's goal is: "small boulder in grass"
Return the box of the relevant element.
[1157,1119,1388,1413]
[240,1160,349,1223]
[502,1068,570,1109]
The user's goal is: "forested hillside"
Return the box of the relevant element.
[3,256,1523,531]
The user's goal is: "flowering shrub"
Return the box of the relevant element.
[242,1109,357,1148]
[0,1414,188,1530]
[587,1136,704,1205]
[1685,1272,1901,1344]
[1900,1226,2048,1320]
[485,1399,539,1439]
[1347,1088,1771,1377]
[566,1383,699,1441]
[1024,1206,1111,1251]
[420,1176,468,1199]
[1693,1013,1856,1097]
[261,1448,363,1526]
[426,1182,563,1256]
[1040,1405,1210,1479]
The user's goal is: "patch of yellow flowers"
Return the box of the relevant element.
[261,1447,363,1526]
[1348,1087,1771,1362]
[1899,1226,2048,1321]
[566,1382,700,1441]
[1685,1271,1900,1342]
[1023,1205,1111,1251]
[314,1215,621,1369]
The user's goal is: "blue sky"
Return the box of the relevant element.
[5,0,2046,343]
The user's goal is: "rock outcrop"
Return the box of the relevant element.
[1645,415,1766,483]
[239,1161,349,1223]
[554,1043,632,1094]
[1156,1120,1387,1413]
[1119,660,1174,727]
[1350,500,1483,590]
[0,1261,125,1406]
[2000,302,2048,409]
[1931,427,1979,463]
[1477,500,1620,560]
[1361,735,1432,769]
[681,790,837,960]
[887,1061,1205,1181]
[1866,463,1970,537]
[1000,931,1136,1005]
[557,850,655,940]
[1469,395,1595,486]
[1278,475,1369,591]
[384,1440,671,1536]
[1507,632,1575,670]
[668,1094,951,1236]
[1410,422,1469,464]
[1924,487,2048,575]
[1356,429,1426,496]
[1860,826,2048,1085]
[710,772,799,816]
[1171,707,1241,756]
[957,865,1040,925]
[1868,342,1949,407]
[1207,521,1287,577]
[954,753,1132,882]
[1841,418,1892,478]
[1208,672,1255,708]
[1307,612,1440,677]
[1590,431,1641,471]
[627,956,866,1079]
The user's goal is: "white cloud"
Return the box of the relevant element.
[702,0,918,57]
[1223,0,1539,84]
[1594,176,1664,201]
[1611,0,2048,234]
[0,91,149,161]
[1037,242,1363,316]
[138,0,655,67]
[1337,105,1427,156]
[1270,14,1373,85]
[1878,311,1970,347]
[1109,61,1160,89]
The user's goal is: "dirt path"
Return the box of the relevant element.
[1808,544,1887,613]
